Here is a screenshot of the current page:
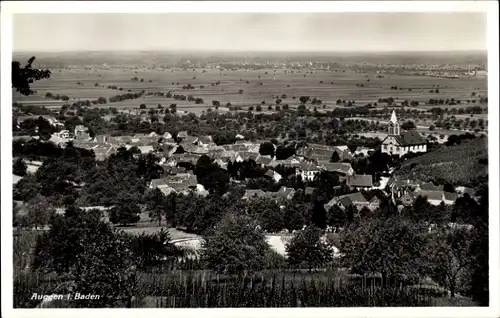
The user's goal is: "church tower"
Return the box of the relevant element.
[388,110,400,136]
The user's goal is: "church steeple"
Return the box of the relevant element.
[388,110,400,136]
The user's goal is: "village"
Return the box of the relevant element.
[13,109,478,234]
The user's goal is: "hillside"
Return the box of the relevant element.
[396,137,488,187]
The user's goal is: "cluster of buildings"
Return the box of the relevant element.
[32,109,472,216]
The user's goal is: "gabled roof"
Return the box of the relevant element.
[177,131,189,138]
[197,135,214,144]
[239,151,259,161]
[396,131,426,146]
[326,192,368,209]
[417,190,444,201]
[320,162,353,174]
[137,145,154,154]
[347,175,373,188]
[444,191,459,202]
[182,144,209,154]
[180,136,198,145]
[299,187,312,196]
[420,182,444,191]
[256,155,273,166]
[264,170,275,178]
[277,186,295,198]
[298,161,319,171]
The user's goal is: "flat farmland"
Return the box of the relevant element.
[13,67,488,114]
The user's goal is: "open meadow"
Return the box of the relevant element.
[13,67,488,114]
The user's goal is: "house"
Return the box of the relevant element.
[255,155,274,167]
[354,146,374,157]
[149,173,199,194]
[297,144,336,162]
[182,144,209,155]
[74,125,90,140]
[238,152,260,162]
[196,135,215,147]
[296,161,320,181]
[177,131,189,139]
[333,145,354,161]
[305,187,315,196]
[264,170,282,183]
[94,135,107,144]
[274,186,295,200]
[414,190,458,206]
[346,174,373,190]
[387,175,419,199]
[165,166,187,175]
[137,145,154,154]
[444,192,459,205]
[174,153,201,166]
[381,110,427,157]
[93,145,116,161]
[271,157,301,168]
[163,132,173,140]
[180,136,199,145]
[319,162,354,176]
[235,133,245,140]
[324,192,373,211]
[214,158,228,170]
[107,136,133,147]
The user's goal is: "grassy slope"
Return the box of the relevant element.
[396,137,488,186]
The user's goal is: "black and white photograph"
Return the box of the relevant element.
[1,1,499,317]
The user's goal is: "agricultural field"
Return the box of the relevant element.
[13,66,488,115]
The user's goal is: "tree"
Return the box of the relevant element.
[195,155,230,195]
[128,228,182,270]
[286,227,333,272]
[139,104,147,109]
[12,57,51,96]
[33,209,137,307]
[327,205,347,228]
[427,228,474,298]
[341,216,428,285]
[13,158,27,176]
[26,195,55,229]
[401,121,416,130]
[13,175,41,201]
[145,188,166,226]
[238,89,244,94]
[247,198,284,233]
[109,203,141,226]
[259,141,275,158]
[330,151,340,163]
[310,200,327,229]
[451,194,479,224]
[202,214,270,276]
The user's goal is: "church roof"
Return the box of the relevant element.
[396,131,426,146]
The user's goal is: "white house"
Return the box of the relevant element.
[296,161,320,181]
[381,110,427,157]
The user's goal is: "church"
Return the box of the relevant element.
[381,110,427,157]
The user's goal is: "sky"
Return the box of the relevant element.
[13,12,487,52]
